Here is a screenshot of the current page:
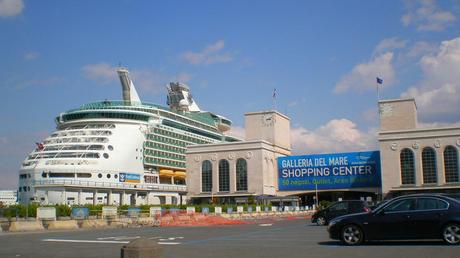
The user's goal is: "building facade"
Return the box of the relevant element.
[186,111,291,204]
[379,98,460,198]
[0,190,18,206]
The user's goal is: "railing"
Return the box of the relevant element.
[33,179,187,192]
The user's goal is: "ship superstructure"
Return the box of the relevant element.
[18,68,238,205]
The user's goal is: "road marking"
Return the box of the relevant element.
[42,239,129,244]
[97,236,140,240]
[158,242,181,245]
[259,224,272,227]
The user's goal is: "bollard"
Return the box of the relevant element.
[121,238,163,258]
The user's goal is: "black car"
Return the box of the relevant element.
[311,200,370,226]
[328,194,460,245]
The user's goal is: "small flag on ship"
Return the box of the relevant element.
[376,77,383,84]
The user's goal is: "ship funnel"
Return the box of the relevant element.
[117,68,141,105]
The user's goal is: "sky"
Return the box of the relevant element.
[1,0,460,189]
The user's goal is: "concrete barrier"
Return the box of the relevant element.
[81,219,108,229]
[9,221,44,232]
[137,217,155,226]
[47,220,79,230]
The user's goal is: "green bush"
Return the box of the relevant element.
[54,204,72,217]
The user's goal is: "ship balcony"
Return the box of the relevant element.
[32,179,187,193]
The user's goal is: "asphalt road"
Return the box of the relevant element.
[0,218,458,258]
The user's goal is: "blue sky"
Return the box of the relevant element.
[1,0,460,189]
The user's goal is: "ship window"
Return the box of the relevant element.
[107,174,111,179]
[42,172,47,178]
[98,173,102,178]
[49,173,75,178]
[108,145,114,151]
[103,153,109,159]
[77,173,92,178]
[114,174,118,179]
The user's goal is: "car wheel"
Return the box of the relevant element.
[316,216,326,226]
[443,223,460,245]
[341,224,364,245]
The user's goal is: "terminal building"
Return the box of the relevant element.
[379,98,460,198]
[186,110,382,206]
[186,111,292,204]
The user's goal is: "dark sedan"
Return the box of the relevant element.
[328,194,460,245]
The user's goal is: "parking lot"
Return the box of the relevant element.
[0,218,458,258]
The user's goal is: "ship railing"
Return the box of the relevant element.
[32,179,187,192]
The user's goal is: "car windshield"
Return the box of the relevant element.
[370,200,389,211]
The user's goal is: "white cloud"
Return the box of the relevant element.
[401,37,460,122]
[334,52,395,93]
[24,51,39,60]
[401,0,456,31]
[290,119,378,155]
[374,37,407,54]
[226,125,245,140]
[406,41,437,58]
[182,40,234,65]
[82,63,117,83]
[0,0,24,18]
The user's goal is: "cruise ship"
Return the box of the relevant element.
[18,68,238,206]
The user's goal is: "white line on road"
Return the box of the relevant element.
[42,239,129,244]
[259,224,273,227]
[158,242,181,245]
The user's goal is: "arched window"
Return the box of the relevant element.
[400,148,415,185]
[444,146,459,183]
[422,147,437,184]
[201,160,212,192]
[236,158,248,191]
[219,159,230,192]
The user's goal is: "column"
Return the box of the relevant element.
[107,190,113,205]
[134,191,138,206]
[78,189,82,205]
[62,188,67,205]
[93,189,98,205]
[146,192,150,205]
[120,191,125,205]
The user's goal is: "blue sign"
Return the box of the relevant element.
[71,207,89,219]
[119,173,140,183]
[202,207,210,214]
[127,208,141,217]
[278,151,381,191]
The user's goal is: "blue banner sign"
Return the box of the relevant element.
[278,151,381,191]
[127,207,141,217]
[119,173,141,183]
[71,207,89,219]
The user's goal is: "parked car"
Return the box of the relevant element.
[327,194,460,245]
[311,200,370,226]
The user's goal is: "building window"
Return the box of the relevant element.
[400,148,415,185]
[236,158,248,191]
[444,146,459,183]
[201,160,212,192]
[422,147,437,184]
[219,159,230,192]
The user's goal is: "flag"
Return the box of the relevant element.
[35,142,44,151]
[273,88,277,98]
[376,77,383,84]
